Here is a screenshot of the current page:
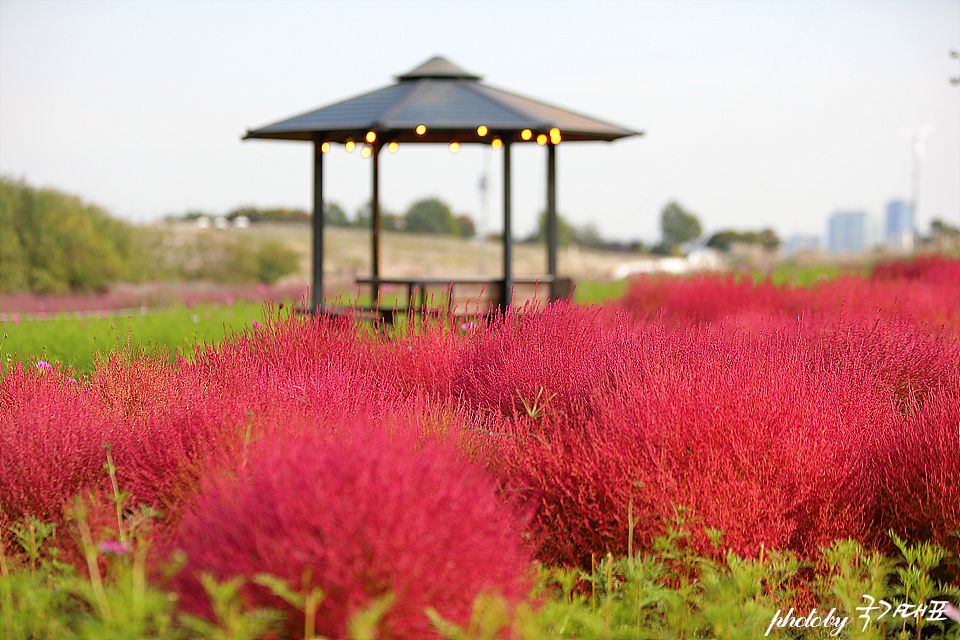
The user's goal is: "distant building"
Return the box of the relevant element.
[885,199,914,252]
[828,210,881,254]
[783,234,820,256]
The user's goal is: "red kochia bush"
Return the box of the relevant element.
[616,273,811,328]
[452,302,641,419]
[167,424,533,639]
[486,320,897,567]
[0,360,118,525]
[875,382,960,559]
[618,256,960,331]
[871,253,960,285]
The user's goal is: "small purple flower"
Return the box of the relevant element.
[252,320,262,330]
[461,322,477,332]
[36,361,52,371]
[97,540,131,554]
[67,377,77,384]
[944,602,960,623]
[11,314,18,325]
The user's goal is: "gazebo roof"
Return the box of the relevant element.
[243,56,640,144]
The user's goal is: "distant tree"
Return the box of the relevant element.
[354,203,371,228]
[707,228,780,252]
[757,228,780,250]
[576,222,603,249]
[706,230,743,252]
[528,210,577,247]
[931,218,960,238]
[454,214,476,239]
[354,201,403,231]
[660,201,702,250]
[256,240,301,284]
[0,176,133,293]
[382,212,405,232]
[324,202,350,226]
[405,197,457,235]
[227,206,310,224]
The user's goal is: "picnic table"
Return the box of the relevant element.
[348,275,572,323]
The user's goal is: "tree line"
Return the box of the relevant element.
[1,176,300,294]
[174,197,479,240]
[654,200,781,256]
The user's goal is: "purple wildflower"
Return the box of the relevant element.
[97,540,131,554]
[36,361,52,371]
[944,602,960,623]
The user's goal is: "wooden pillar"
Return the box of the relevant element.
[546,141,557,280]
[371,142,381,303]
[311,139,324,311]
[502,141,513,309]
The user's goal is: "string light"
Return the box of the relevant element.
[320,141,330,153]
[416,124,427,135]
[365,131,377,143]
[476,125,488,137]
[345,139,356,152]
[536,133,548,145]
[388,141,399,153]
[448,141,460,153]
[521,129,532,141]
[550,128,561,144]
[361,145,372,158]
[491,137,503,149]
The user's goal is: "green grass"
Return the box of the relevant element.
[756,262,869,287]
[572,279,630,304]
[0,302,268,376]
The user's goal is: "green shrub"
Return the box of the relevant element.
[255,240,301,284]
[0,176,135,293]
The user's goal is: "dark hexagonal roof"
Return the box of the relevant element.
[243,56,640,144]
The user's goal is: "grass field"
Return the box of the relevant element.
[0,302,268,375]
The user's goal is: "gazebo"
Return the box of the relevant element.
[243,56,641,313]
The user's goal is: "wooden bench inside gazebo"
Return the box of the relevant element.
[243,56,640,322]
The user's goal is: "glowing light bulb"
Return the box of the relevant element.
[416,124,427,135]
[320,141,330,153]
[388,141,399,153]
[361,145,372,158]
[365,131,377,143]
[491,137,503,149]
[345,140,356,152]
[550,128,561,144]
[536,133,548,145]
[476,125,488,137]
[521,129,532,141]
[448,141,460,154]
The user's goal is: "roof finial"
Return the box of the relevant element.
[396,56,481,80]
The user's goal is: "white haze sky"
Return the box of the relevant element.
[1,0,958,244]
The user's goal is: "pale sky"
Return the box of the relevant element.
[1,0,958,244]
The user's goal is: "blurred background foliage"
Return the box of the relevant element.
[1,176,301,293]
